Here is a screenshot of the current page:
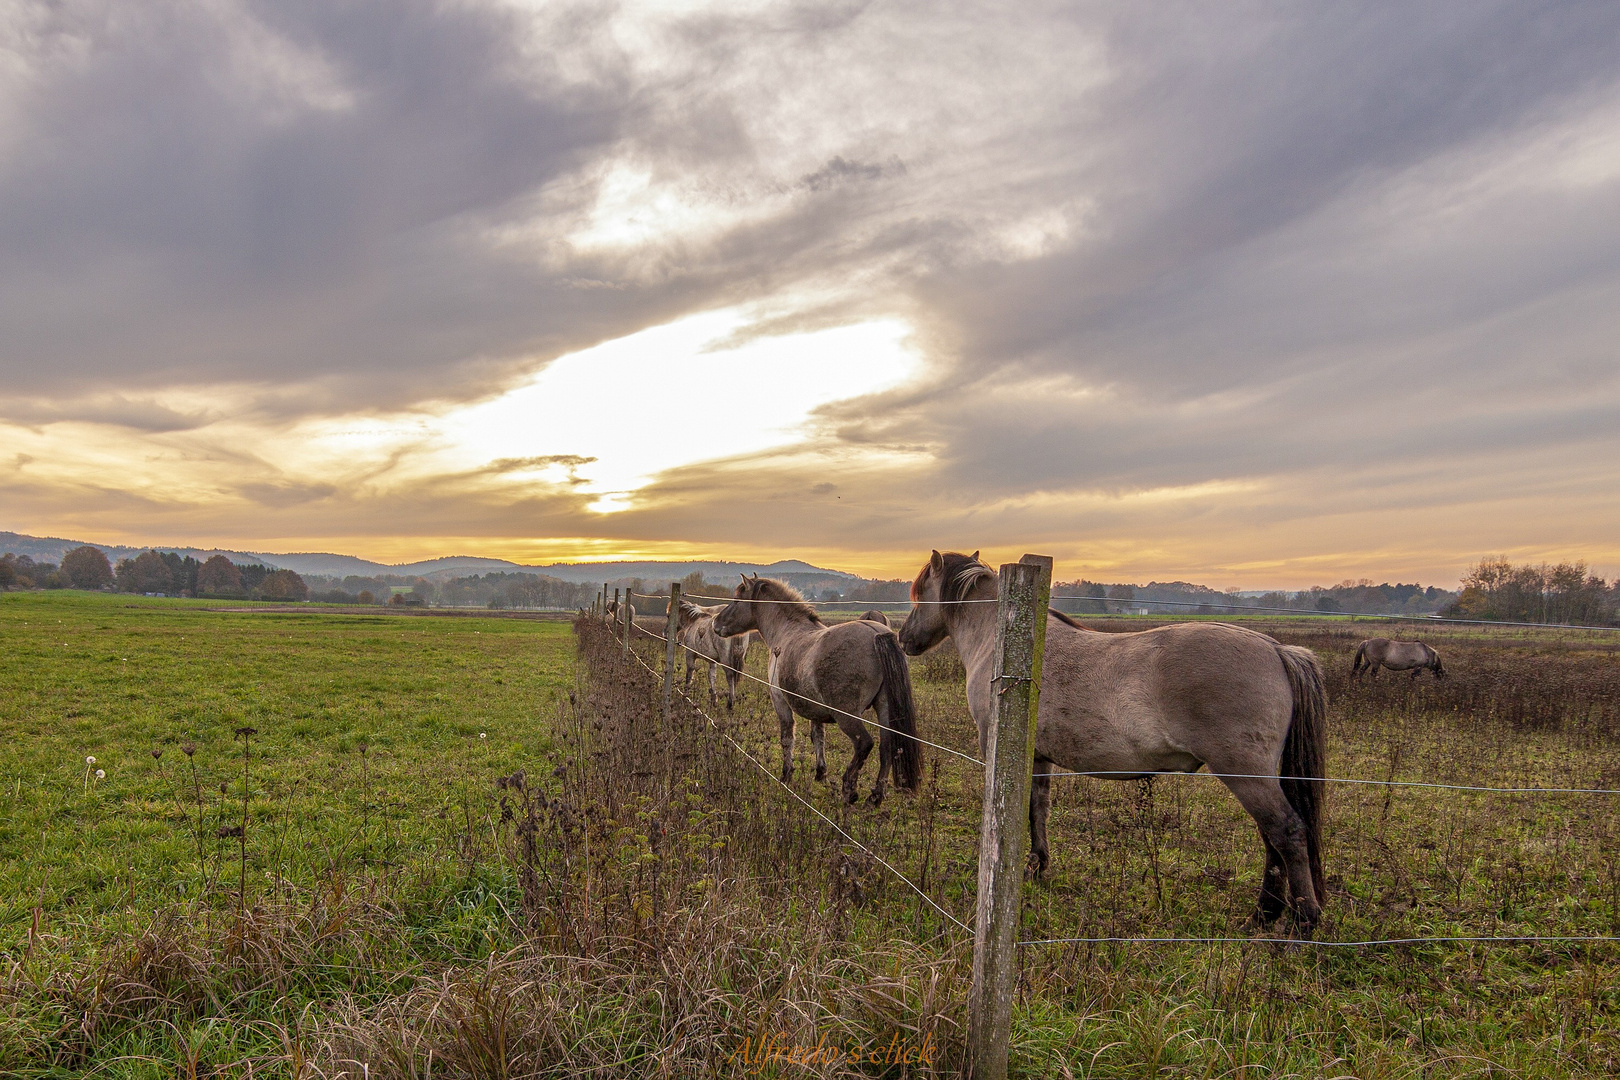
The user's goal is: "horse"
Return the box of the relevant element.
[1352,638,1445,679]
[677,600,753,709]
[898,551,1330,933]
[712,575,922,806]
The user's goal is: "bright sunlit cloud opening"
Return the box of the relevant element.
[439,308,923,511]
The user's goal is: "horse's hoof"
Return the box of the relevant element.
[843,786,858,805]
[1290,902,1322,939]
[781,768,793,784]
[866,788,885,808]
[1241,910,1280,933]
[815,767,827,783]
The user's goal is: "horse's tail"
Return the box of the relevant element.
[874,631,922,791]
[1350,642,1367,676]
[1275,643,1327,903]
[860,609,891,627]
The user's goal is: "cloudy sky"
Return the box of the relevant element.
[3,0,1618,585]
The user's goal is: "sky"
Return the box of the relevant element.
[2,0,1618,586]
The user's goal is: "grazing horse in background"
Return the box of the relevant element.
[899,551,1331,933]
[713,576,922,806]
[1353,638,1445,679]
[677,600,752,709]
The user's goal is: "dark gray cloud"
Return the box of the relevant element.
[0,0,651,405]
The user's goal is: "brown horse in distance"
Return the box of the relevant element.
[1352,638,1445,678]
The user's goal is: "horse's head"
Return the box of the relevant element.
[1429,647,1447,678]
[712,574,762,637]
[677,599,706,630]
[898,549,984,655]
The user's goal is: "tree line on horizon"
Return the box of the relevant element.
[0,546,313,600]
[3,547,1615,625]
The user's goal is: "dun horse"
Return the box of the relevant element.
[677,600,752,708]
[712,576,922,806]
[899,551,1330,932]
[1352,638,1445,679]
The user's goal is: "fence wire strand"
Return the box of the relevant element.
[1016,934,1620,948]
[1040,769,1620,795]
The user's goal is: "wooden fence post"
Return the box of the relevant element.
[603,582,609,619]
[663,583,681,726]
[967,554,1053,1080]
[622,589,632,656]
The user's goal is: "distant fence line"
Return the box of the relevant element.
[639,588,1620,632]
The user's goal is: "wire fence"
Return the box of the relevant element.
[601,606,1620,954]
[619,625,973,933]
[627,584,1620,630]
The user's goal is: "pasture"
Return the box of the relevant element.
[3,591,1619,1076]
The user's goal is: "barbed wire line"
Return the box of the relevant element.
[1016,933,1620,949]
[627,618,985,767]
[1046,596,1620,632]
[618,636,973,935]
[621,587,1619,630]
[1041,768,1620,795]
[645,591,998,607]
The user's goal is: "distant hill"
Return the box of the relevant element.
[522,559,859,586]
[0,531,859,586]
[0,531,276,568]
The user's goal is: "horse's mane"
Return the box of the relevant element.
[936,552,996,603]
[749,577,823,624]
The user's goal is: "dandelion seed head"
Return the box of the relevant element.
[86,756,96,765]
[94,769,105,780]
[479,732,487,740]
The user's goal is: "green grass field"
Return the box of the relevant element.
[1,591,575,926]
[3,591,1619,1077]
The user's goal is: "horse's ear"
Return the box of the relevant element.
[970,550,980,563]
[929,549,943,573]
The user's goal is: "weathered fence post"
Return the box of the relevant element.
[622,589,633,656]
[967,554,1053,1080]
[663,582,681,726]
[603,582,609,619]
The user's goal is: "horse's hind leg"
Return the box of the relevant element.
[1255,838,1289,925]
[1029,759,1053,878]
[1222,776,1321,933]
[840,720,873,805]
[812,720,828,783]
[707,659,719,702]
[770,693,796,782]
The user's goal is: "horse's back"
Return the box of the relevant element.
[779,618,889,714]
[1038,619,1299,767]
[1381,640,1431,668]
